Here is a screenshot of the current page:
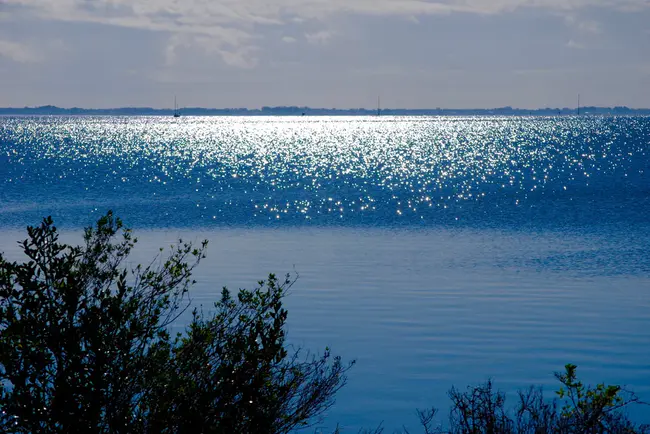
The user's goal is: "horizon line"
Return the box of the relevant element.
[2,104,650,112]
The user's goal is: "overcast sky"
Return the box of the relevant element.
[1,0,649,109]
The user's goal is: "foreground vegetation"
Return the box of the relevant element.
[359,364,648,433]
[0,213,352,433]
[0,213,646,433]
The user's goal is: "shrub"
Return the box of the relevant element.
[405,364,648,434]
[0,212,352,433]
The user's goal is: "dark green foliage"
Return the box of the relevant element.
[140,277,352,433]
[0,212,352,433]
[398,364,648,434]
[553,363,645,433]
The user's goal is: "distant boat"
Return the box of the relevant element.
[173,96,181,118]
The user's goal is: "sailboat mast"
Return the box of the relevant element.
[377,96,381,116]
[173,95,181,117]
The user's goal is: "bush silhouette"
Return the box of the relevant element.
[0,212,352,433]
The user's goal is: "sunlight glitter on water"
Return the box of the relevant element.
[1,116,647,228]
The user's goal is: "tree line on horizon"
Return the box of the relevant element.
[2,105,650,116]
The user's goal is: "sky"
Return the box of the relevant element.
[1,0,649,109]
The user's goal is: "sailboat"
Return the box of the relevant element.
[173,96,181,118]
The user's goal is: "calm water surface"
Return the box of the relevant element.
[1,116,649,431]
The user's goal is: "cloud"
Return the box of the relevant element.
[215,45,260,68]
[3,0,649,68]
[566,39,585,49]
[6,0,649,31]
[282,36,297,43]
[0,40,40,63]
[164,34,184,66]
[564,15,601,34]
[576,20,601,34]
[305,31,333,45]
[165,33,259,68]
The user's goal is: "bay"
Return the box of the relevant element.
[1,115,649,431]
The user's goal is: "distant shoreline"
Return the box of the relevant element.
[1,105,650,116]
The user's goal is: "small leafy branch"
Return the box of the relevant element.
[555,363,644,433]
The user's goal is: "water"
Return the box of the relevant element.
[1,116,649,431]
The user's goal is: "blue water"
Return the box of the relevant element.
[1,116,649,430]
